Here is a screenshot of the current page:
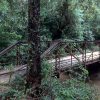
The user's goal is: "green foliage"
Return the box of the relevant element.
[42,79,96,100]
[0,74,26,100]
[0,89,25,100]
[0,61,97,100]
[10,74,26,91]
[41,61,96,100]
[0,0,27,49]
[0,0,99,99]
[41,0,100,41]
[41,60,53,78]
[0,0,99,48]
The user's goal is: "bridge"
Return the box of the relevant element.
[0,40,100,83]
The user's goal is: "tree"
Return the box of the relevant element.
[40,0,100,41]
[26,0,41,97]
[0,0,27,50]
[41,0,84,41]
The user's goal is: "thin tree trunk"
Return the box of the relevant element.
[26,0,41,97]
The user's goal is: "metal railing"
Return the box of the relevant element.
[0,40,100,71]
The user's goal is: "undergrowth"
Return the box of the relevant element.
[41,61,97,100]
[0,61,97,100]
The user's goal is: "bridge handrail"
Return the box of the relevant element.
[0,41,22,57]
[0,40,63,59]
[41,40,63,58]
[0,40,99,57]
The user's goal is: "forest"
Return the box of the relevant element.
[0,0,100,100]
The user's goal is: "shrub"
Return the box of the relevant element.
[41,61,97,100]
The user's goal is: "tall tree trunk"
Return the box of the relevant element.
[26,0,41,97]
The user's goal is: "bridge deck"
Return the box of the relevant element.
[0,40,100,83]
[0,51,99,83]
[49,51,100,69]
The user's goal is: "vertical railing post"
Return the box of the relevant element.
[82,42,84,63]
[55,51,57,71]
[54,50,59,78]
[16,44,20,66]
[58,51,60,70]
[92,50,93,62]
[85,45,86,63]
[92,41,94,62]
[71,44,72,67]
[99,42,100,61]
[16,45,18,66]
[83,41,87,67]
[55,57,57,70]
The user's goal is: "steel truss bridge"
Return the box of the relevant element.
[0,40,100,83]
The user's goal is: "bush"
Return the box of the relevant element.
[41,61,97,100]
[0,61,97,100]
[0,74,26,100]
[10,74,26,91]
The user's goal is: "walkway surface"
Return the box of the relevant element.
[0,51,99,83]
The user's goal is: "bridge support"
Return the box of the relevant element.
[16,45,21,66]
[54,50,60,78]
[99,44,100,61]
